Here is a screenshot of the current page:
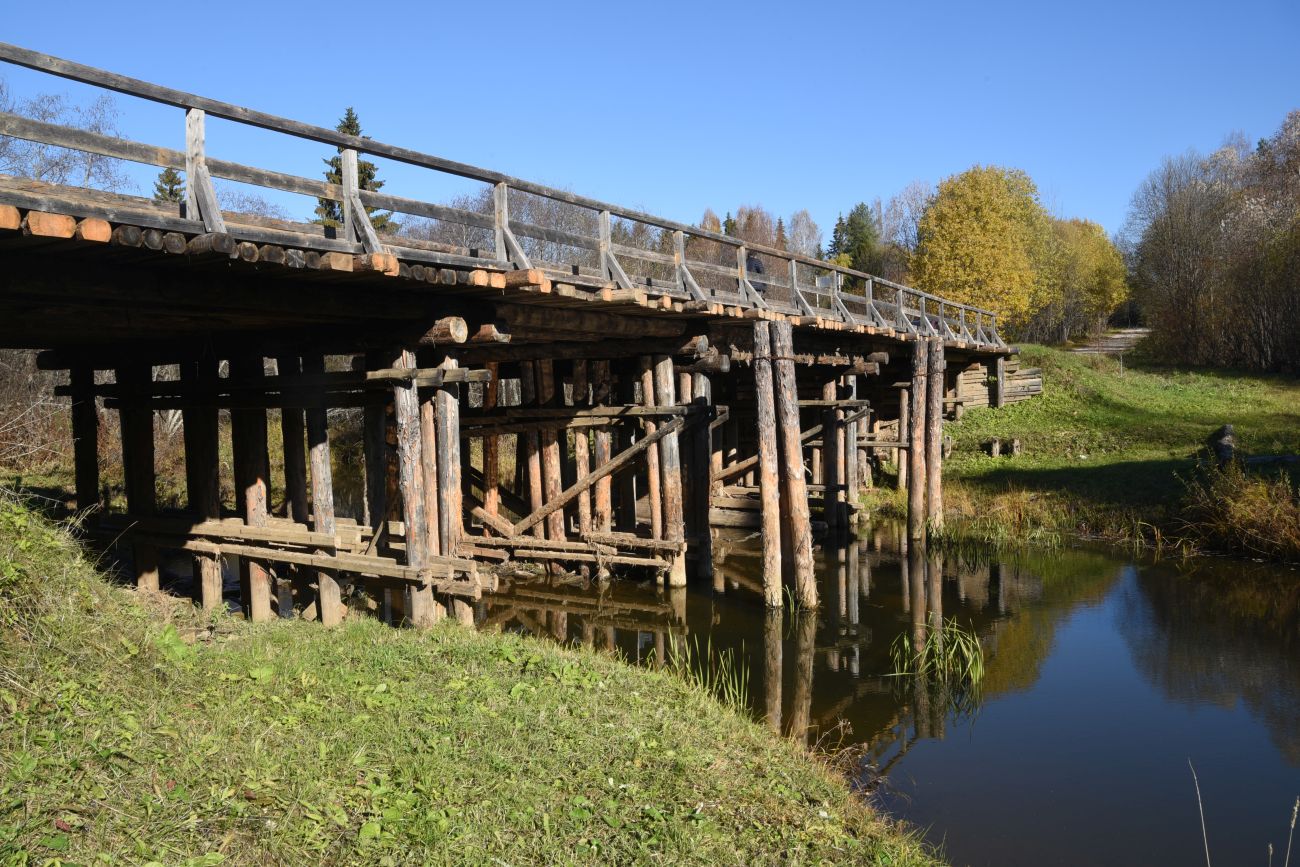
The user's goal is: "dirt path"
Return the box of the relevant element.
[1069,327,1150,354]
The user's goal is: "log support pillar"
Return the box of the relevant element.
[753,322,784,607]
[117,362,158,593]
[653,355,687,587]
[302,354,342,626]
[182,358,222,610]
[689,370,713,582]
[69,364,100,515]
[229,353,272,621]
[925,337,945,535]
[770,321,816,608]
[907,340,929,542]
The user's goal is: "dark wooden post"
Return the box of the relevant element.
[482,361,500,517]
[907,340,929,542]
[639,357,664,539]
[302,354,342,626]
[591,360,613,534]
[753,322,783,608]
[896,388,909,492]
[363,351,389,535]
[614,363,638,531]
[69,364,100,515]
[844,375,859,524]
[925,337,945,534]
[182,358,222,610]
[993,355,1006,409]
[229,353,272,621]
[276,356,309,525]
[117,362,158,592]
[653,354,687,587]
[770,321,816,608]
[821,376,842,538]
[691,370,713,582]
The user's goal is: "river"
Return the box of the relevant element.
[480,527,1300,866]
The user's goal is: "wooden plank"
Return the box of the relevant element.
[276,356,309,525]
[572,360,593,536]
[392,347,435,627]
[592,360,613,533]
[640,357,663,540]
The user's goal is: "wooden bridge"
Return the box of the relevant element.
[0,43,1018,625]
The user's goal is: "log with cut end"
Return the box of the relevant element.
[142,228,165,250]
[257,244,287,265]
[234,241,260,263]
[355,252,399,275]
[73,218,111,243]
[186,232,235,257]
[0,205,19,230]
[22,210,76,238]
[417,316,469,346]
[111,225,143,247]
[162,232,188,255]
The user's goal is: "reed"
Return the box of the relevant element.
[889,618,985,687]
[663,633,752,716]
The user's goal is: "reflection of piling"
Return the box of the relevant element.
[927,550,944,650]
[787,612,817,743]
[764,609,783,734]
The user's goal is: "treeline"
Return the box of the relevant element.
[1124,111,1300,371]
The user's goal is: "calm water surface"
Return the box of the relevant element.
[480,528,1300,866]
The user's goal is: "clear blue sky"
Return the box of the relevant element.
[3,0,1297,239]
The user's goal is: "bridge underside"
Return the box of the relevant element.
[1,195,1014,625]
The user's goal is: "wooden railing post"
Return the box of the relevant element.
[183,108,225,233]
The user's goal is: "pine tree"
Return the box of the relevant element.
[314,108,398,233]
[774,217,787,251]
[152,166,185,204]
[722,212,737,236]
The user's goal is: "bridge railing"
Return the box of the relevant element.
[0,42,1005,349]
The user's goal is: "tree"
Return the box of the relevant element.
[775,217,787,251]
[787,210,822,258]
[826,202,882,275]
[314,107,398,233]
[722,212,737,236]
[911,166,1054,322]
[152,167,185,204]
[0,77,131,192]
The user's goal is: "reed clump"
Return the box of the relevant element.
[1180,462,1300,562]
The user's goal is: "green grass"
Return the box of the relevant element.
[939,345,1300,552]
[0,498,937,866]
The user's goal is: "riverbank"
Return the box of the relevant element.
[929,345,1300,558]
[0,498,937,866]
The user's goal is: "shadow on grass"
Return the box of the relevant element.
[955,457,1193,511]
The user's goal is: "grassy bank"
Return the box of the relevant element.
[0,499,936,866]
[933,344,1300,557]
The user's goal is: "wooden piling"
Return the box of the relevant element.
[925,337,945,534]
[770,321,816,608]
[519,360,544,540]
[572,361,593,536]
[482,361,500,517]
[537,359,565,541]
[993,355,1006,409]
[392,347,434,627]
[763,608,783,733]
[302,354,342,626]
[435,353,464,554]
[821,376,842,538]
[276,356,310,526]
[653,354,687,587]
[896,388,909,492]
[117,362,159,592]
[752,322,784,608]
[363,351,388,535]
[69,364,99,515]
[181,358,222,610]
[691,371,713,582]
[229,353,272,621]
[907,340,928,542]
[844,375,859,523]
[591,360,613,534]
[639,357,664,540]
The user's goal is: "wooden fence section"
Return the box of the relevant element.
[0,42,1005,349]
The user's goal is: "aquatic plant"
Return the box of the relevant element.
[664,634,752,716]
[888,619,985,687]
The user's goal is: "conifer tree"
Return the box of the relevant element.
[775,217,787,251]
[314,108,398,233]
[722,212,737,236]
[152,166,185,204]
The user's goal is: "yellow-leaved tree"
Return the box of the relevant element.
[910,166,1055,325]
